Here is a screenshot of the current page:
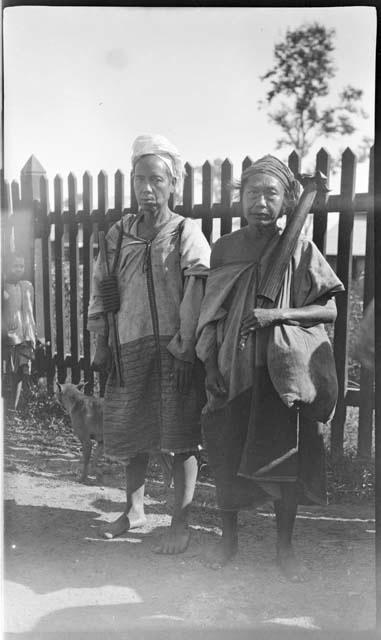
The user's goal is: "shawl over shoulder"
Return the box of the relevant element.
[196,230,344,410]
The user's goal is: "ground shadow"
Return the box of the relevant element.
[4,496,375,634]
[4,499,149,594]
[5,606,379,640]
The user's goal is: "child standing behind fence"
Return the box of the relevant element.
[2,252,37,409]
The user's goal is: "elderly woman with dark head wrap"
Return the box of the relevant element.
[196,155,344,579]
[88,134,210,553]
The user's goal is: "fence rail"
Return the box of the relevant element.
[1,147,375,458]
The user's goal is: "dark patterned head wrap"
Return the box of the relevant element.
[241,155,301,211]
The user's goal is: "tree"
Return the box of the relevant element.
[260,23,369,162]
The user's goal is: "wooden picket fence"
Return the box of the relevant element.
[1,147,375,458]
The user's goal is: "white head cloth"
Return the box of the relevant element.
[131,134,184,199]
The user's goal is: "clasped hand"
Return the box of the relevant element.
[239,307,281,339]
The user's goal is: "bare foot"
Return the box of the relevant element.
[99,510,147,540]
[276,547,308,582]
[206,535,238,570]
[152,523,190,554]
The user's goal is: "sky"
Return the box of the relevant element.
[3,5,376,204]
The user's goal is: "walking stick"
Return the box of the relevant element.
[97,230,124,387]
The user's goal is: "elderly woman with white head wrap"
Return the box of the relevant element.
[196,155,344,578]
[88,134,210,553]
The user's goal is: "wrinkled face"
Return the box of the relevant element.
[133,155,176,215]
[7,256,25,283]
[242,173,286,231]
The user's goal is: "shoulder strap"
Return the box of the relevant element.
[178,218,187,287]
[110,214,140,274]
[126,214,138,234]
[110,217,125,274]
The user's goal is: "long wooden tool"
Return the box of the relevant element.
[238,171,328,352]
[257,170,329,305]
[239,171,329,478]
[98,230,124,386]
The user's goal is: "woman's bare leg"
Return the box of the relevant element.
[100,453,149,539]
[14,364,31,409]
[274,483,307,581]
[153,451,198,554]
[207,510,238,569]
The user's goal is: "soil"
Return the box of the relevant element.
[3,403,376,639]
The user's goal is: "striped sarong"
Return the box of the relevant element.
[103,335,202,463]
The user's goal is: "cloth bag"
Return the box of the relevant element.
[266,264,338,423]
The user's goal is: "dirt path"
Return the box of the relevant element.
[3,407,376,638]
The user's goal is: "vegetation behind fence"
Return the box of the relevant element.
[1,147,374,458]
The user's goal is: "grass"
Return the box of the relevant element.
[326,452,374,504]
[322,406,375,504]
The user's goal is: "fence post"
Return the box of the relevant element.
[98,171,108,231]
[240,156,252,229]
[54,175,66,383]
[313,148,331,255]
[221,159,233,236]
[358,147,375,458]
[183,162,194,218]
[331,148,356,457]
[97,171,109,396]
[201,161,213,243]
[68,173,81,384]
[39,175,55,391]
[288,150,300,178]
[19,155,47,285]
[82,172,94,393]
[114,169,124,216]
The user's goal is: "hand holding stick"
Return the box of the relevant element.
[97,230,124,386]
